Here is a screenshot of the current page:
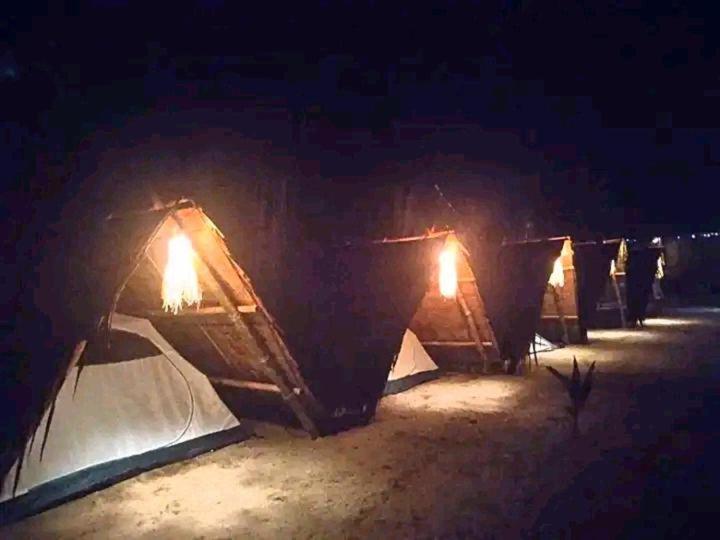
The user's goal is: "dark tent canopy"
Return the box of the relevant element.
[626,246,663,326]
[464,236,564,372]
[574,241,625,333]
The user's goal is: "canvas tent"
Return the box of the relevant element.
[384,330,439,395]
[0,314,245,523]
[2,200,441,521]
[532,333,558,353]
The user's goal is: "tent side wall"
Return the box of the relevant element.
[288,237,444,430]
[573,242,623,335]
[626,246,664,325]
[469,237,564,368]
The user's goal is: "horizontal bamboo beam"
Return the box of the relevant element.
[420,340,495,347]
[372,230,452,244]
[208,377,282,393]
[503,235,570,246]
[540,315,580,320]
[145,305,257,318]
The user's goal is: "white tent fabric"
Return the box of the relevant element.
[532,333,558,353]
[1,314,239,502]
[385,330,439,394]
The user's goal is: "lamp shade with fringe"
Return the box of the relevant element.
[162,233,202,314]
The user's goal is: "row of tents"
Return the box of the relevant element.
[0,200,666,523]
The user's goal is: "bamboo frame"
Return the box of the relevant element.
[611,272,628,328]
[193,211,319,411]
[208,377,282,393]
[420,340,496,347]
[190,252,320,437]
[550,285,570,344]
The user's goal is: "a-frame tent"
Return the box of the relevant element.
[381,231,565,380]
[539,238,581,344]
[404,231,500,375]
[539,238,624,344]
[373,231,499,396]
[2,200,439,522]
[594,239,629,327]
[479,237,565,373]
[593,239,665,328]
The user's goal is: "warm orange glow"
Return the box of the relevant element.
[656,254,665,279]
[548,257,564,288]
[609,259,617,276]
[162,233,202,314]
[439,244,458,299]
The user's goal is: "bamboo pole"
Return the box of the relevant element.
[611,273,628,328]
[208,377,282,393]
[455,288,489,373]
[172,212,323,418]
[551,285,571,344]
[191,250,320,437]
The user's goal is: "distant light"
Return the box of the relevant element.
[652,237,662,245]
[692,234,696,239]
[656,255,665,280]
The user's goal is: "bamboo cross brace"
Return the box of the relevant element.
[551,285,571,344]
[225,257,323,416]
[192,253,320,437]
[611,273,628,328]
[455,287,489,373]
[172,213,322,416]
[465,276,500,358]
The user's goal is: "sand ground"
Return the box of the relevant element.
[4,307,720,539]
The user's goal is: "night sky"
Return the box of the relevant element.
[2,1,720,236]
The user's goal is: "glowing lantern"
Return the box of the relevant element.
[548,257,565,288]
[162,233,202,314]
[439,244,458,299]
[656,254,665,280]
[609,259,617,276]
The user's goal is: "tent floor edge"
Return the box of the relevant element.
[0,425,252,526]
[383,370,442,396]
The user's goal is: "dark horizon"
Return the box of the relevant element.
[3,1,720,239]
